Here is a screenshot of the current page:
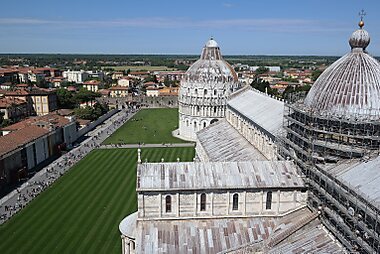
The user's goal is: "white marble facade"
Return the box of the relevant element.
[178,38,239,141]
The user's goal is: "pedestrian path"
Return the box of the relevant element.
[99,143,195,149]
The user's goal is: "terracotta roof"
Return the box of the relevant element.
[16,84,29,87]
[67,86,77,91]
[98,89,110,95]
[83,80,100,85]
[0,125,49,157]
[4,87,56,96]
[146,86,159,90]
[110,86,129,91]
[0,97,27,108]
[1,112,70,131]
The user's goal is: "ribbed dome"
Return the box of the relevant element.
[304,22,380,119]
[184,38,238,84]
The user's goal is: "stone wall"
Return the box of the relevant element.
[226,109,277,160]
[138,189,307,220]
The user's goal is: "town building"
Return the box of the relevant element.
[1,87,58,116]
[109,86,129,98]
[117,77,131,87]
[63,70,89,83]
[0,112,77,192]
[145,86,160,97]
[0,97,28,122]
[82,80,101,92]
[112,71,124,80]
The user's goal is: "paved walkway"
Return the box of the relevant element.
[0,108,138,224]
[100,143,195,149]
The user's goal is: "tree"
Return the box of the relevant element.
[282,84,312,100]
[250,79,278,96]
[312,69,323,81]
[74,103,108,121]
[255,66,269,75]
[74,88,101,104]
[57,88,76,109]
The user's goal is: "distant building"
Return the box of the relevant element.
[249,66,281,72]
[98,89,110,97]
[112,72,124,80]
[109,86,129,98]
[117,77,131,87]
[2,87,58,116]
[145,86,160,97]
[0,97,28,122]
[63,70,89,84]
[87,70,105,81]
[158,87,179,96]
[82,80,101,92]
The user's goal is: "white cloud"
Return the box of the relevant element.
[222,3,234,8]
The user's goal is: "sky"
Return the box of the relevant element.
[0,0,379,56]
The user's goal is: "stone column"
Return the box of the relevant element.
[227,191,230,215]
[194,193,197,216]
[159,193,162,218]
[177,193,180,217]
[211,192,214,216]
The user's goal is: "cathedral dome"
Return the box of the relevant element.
[184,38,238,84]
[304,21,380,119]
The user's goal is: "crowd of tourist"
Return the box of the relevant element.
[0,108,136,224]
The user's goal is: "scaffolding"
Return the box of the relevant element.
[280,97,380,254]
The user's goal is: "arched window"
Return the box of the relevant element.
[194,121,197,131]
[195,89,198,95]
[203,122,206,128]
[187,88,190,93]
[196,105,200,112]
[232,193,239,210]
[214,107,217,113]
[204,89,207,95]
[200,193,206,211]
[186,120,189,127]
[210,119,218,124]
[165,195,172,213]
[266,191,272,210]
[214,89,217,95]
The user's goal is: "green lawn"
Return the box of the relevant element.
[103,108,187,144]
[0,147,195,254]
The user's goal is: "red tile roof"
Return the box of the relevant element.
[0,125,49,157]
[0,97,27,108]
[110,86,129,91]
[1,112,70,131]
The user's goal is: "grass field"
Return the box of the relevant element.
[0,147,195,254]
[103,108,187,144]
[105,65,177,71]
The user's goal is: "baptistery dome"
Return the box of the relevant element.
[184,38,238,84]
[304,21,380,119]
[178,38,240,141]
